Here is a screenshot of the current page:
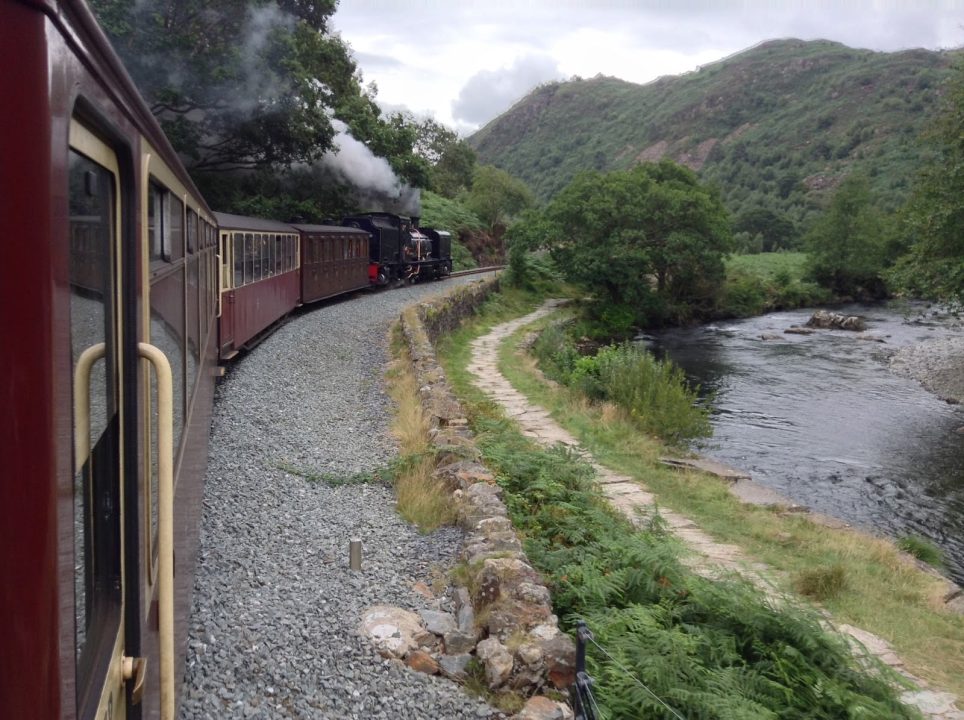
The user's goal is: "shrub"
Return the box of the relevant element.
[532,323,581,381]
[593,344,711,444]
[533,330,711,445]
[720,273,767,316]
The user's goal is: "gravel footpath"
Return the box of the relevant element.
[179,275,503,720]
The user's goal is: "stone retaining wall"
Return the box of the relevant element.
[398,279,576,713]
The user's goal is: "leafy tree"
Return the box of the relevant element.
[541,160,732,324]
[90,0,430,213]
[410,118,477,197]
[464,165,534,232]
[804,174,889,297]
[504,208,554,289]
[889,66,964,302]
[733,207,798,251]
[91,0,338,172]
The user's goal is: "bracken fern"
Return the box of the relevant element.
[473,425,919,719]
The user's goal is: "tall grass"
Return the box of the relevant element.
[897,535,945,568]
[533,326,710,444]
[385,328,457,531]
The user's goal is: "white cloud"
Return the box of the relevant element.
[333,0,964,132]
[452,54,564,125]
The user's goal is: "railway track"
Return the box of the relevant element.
[448,265,504,278]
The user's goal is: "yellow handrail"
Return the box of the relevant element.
[73,343,107,470]
[138,343,175,720]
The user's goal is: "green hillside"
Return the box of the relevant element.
[469,39,959,230]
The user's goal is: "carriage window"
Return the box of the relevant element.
[242,233,251,284]
[167,195,183,261]
[257,235,271,279]
[148,182,167,261]
[251,233,260,280]
[275,235,283,274]
[187,210,198,253]
[233,233,244,287]
[69,145,121,713]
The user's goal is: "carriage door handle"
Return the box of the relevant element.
[122,655,147,705]
[73,343,106,468]
[138,343,176,720]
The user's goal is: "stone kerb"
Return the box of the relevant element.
[392,280,575,713]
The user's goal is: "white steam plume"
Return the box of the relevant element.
[322,120,421,216]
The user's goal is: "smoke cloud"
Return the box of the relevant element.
[322,119,421,216]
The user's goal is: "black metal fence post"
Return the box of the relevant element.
[570,620,598,720]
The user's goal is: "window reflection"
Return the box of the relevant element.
[68,149,121,683]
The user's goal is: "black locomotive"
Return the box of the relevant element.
[343,212,453,285]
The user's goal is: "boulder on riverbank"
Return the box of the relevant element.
[806,310,866,331]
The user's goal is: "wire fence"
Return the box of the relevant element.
[570,620,686,720]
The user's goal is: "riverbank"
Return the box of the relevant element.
[436,288,964,708]
[891,334,964,405]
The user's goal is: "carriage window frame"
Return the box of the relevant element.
[243,233,253,285]
[147,181,167,262]
[186,209,198,254]
[232,233,243,288]
[68,118,125,720]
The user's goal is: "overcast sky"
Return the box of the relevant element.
[332,0,964,135]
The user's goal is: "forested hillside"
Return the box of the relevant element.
[470,39,959,235]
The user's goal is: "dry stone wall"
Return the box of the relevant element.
[396,278,575,714]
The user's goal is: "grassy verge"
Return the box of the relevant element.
[436,290,964,707]
[384,326,457,531]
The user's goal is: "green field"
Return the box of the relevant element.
[725,251,809,279]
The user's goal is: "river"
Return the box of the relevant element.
[651,302,964,586]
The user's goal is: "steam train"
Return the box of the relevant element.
[216,212,451,359]
[0,2,452,719]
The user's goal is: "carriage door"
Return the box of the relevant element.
[69,119,129,720]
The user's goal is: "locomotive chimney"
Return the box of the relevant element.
[411,215,420,228]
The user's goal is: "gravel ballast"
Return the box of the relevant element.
[179,275,503,720]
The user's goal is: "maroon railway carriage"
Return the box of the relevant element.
[1,2,219,719]
[215,212,302,359]
[293,224,371,304]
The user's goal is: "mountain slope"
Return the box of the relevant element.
[469,39,959,230]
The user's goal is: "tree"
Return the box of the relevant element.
[91,0,339,173]
[734,208,798,251]
[464,165,534,232]
[889,66,964,303]
[410,118,477,198]
[90,0,432,213]
[542,160,732,324]
[804,174,889,297]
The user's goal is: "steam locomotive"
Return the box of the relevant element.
[344,212,453,285]
[0,2,453,718]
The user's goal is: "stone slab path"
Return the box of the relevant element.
[466,300,962,720]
